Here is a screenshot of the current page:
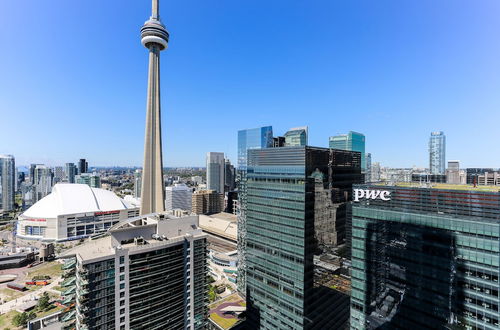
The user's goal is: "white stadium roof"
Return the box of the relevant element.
[22,183,134,219]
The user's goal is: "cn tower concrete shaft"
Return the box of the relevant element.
[140,0,169,215]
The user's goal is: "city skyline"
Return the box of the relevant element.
[2,1,500,168]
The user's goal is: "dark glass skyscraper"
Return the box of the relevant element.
[350,184,500,329]
[78,158,88,174]
[245,146,362,329]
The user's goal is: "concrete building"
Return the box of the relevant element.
[165,183,192,211]
[206,152,225,194]
[284,126,308,146]
[0,155,15,212]
[17,183,139,241]
[65,163,76,183]
[59,211,208,329]
[245,146,362,329]
[139,0,169,215]
[54,166,64,184]
[199,212,237,242]
[365,153,372,183]
[350,184,500,330]
[477,171,500,186]
[329,131,366,171]
[192,190,223,215]
[429,131,446,175]
[446,160,461,184]
[133,169,141,198]
[76,173,101,188]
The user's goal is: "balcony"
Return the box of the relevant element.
[62,259,76,270]
[62,285,76,296]
[61,276,76,287]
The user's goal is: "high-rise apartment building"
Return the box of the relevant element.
[365,153,372,183]
[78,159,88,175]
[329,131,366,170]
[76,173,101,188]
[236,125,274,295]
[34,165,53,203]
[206,152,225,194]
[245,146,362,329]
[65,163,77,183]
[133,169,142,198]
[284,126,308,146]
[446,160,460,184]
[0,155,15,212]
[165,183,192,211]
[60,212,208,329]
[29,163,42,185]
[191,190,223,215]
[429,131,446,175]
[350,184,500,329]
[224,159,235,192]
[54,166,64,184]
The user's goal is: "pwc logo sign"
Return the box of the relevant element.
[353,189,391,202]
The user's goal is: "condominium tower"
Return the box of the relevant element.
[0,155,15,212]
[165,183,192,211]
[65,163,77,183]
[429,131,446,175]
[60,212,208,329]
[206,152,225,194]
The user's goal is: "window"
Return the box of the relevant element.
[120,309,125,315]
[119,256,125,264]
[120,292,125,298]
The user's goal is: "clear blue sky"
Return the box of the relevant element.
[1,0,499,168]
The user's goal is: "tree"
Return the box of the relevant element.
[37,292,50,311]
[12,313,28,327]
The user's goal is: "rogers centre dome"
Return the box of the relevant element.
[17,183,140,241]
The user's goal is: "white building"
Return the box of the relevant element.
[17,183,139,241]
[34,165,53,203]
[206,152,225,193]
[165,183,192,211]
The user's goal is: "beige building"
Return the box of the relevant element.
[192,190,224,215]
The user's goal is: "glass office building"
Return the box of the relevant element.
[237,126,273,295]
[329,131,366,171]
[350,184,500,329]
[0,155,15,212]
[284,126,308,147]
[245,146,362,329]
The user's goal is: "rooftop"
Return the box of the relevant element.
[21,183,135,219]
[373,182,500,193]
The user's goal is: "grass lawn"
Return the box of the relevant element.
[36,304,64,318]
[0,288,24,302]
[0,310,21,329]
[26,262,62,281]
[210,312,238,330]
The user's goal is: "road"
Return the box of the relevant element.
[0,278,61,314]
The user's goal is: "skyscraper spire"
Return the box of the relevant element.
[139,0,169,215]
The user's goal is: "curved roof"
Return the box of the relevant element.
[22,183,134,219]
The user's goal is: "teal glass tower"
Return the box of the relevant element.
[245,146,362,329]
[329,131,366,171]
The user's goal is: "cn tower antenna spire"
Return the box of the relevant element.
[139,0,169,215]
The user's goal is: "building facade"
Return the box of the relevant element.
[329,131,366,171]
[429,131,446,175]
[165,183,192,211]
[192,190,223,215]
[65,163,76,183]
[59,212,208,329]
[34,165,53,203]
[284,126,308,146]
[446,160,461,184]
[236,126,274,295]
[206,152,225,194]
[350,184,500,329]
[245,146,362,329]
[78,159,88,175]
[76,173,101,188]
[0,155,15,212]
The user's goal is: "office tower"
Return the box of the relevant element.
[206,152,225,193]
[60,211,208,329]
[272,136,285,147]
[133,169,142,198]
[78,159,88,174]
[365,153,372,183]
[329,131,366,171]
[0,155,15,212]
[34,165,53,202]
[245,146,362,329]
[350,184,500,329]
[17,172,25,191]
[429,131,446,175]
[75,173,101,188]
[65,163,76,183]
[29,164,41,185]
[139,0,169,215]
[284,126,308,146]
[224,159,235,192]
[192,190,224,215]
[446,160,460,184]
[54,166,64,184]
[236,126,274,295]
[165,183,192,211]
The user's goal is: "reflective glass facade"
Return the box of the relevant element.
[329,132,366,171]
[351,185,500,329]
[237,126,273,168]
[429,131,446,175]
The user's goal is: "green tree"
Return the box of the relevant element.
[12,312,28,327]
[37,292,50,311]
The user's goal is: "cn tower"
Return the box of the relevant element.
[140,0,169,215]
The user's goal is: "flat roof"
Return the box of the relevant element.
[373,182,500,193]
